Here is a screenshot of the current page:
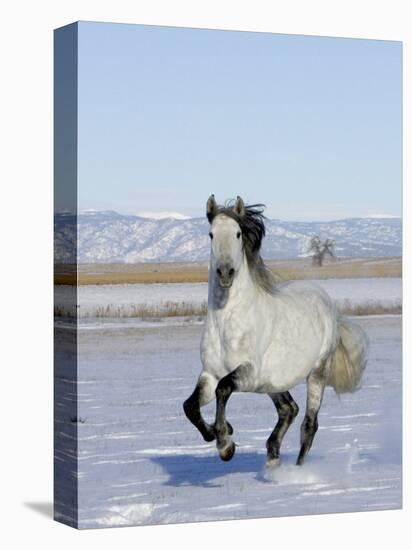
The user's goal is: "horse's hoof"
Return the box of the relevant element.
[296,449,306,466]
[219,441,236,462]
[266,457,281,468]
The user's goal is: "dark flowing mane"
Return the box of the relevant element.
[212,200,276,294]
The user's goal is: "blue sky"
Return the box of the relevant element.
[77,22,401,220]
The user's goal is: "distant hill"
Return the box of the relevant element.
[54,210,402,263]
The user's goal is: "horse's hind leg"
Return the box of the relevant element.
[184,373,219,442]
[266,392,299,467]
[297,367,327,466]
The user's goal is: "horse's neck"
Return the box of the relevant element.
[208,255,257,312]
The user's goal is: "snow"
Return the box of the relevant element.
[68,277,402,318]
[311,277,401,305]
[136,211,192,220]
[55,316,402,529]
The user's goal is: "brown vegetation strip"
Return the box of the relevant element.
[54,257,402,285]
[55,300,401,319]
[339,300,402,316]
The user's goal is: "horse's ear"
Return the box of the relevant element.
[233,196,246,219]
[206,194,218,223]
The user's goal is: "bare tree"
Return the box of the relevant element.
[309,236,336,267]
[323,238,336,262]
[309,236,322,266]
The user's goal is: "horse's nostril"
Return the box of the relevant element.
[217,268,222,276]
[229,268,235,277]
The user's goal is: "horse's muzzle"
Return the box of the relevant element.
[216,265,235,288]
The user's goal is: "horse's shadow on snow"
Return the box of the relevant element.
[150,450,267,488]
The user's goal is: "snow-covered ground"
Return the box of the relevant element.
[56,277,402,319]
[55,316,402,529]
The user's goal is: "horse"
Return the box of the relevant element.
[183,195,368,467]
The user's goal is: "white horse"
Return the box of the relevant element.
[184,195,368,466]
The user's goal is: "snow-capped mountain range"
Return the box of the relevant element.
[54,210,402,263]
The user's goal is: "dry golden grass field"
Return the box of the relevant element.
[54,256,401,285]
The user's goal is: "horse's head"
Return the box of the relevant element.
[206,195,246,288]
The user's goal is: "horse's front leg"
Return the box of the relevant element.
[214,362,252,461]
[184,373,218,442]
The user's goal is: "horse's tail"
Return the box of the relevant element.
[327,317,369,394]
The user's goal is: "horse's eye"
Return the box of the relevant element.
[236,231,241,239]
[209,232,213,239]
